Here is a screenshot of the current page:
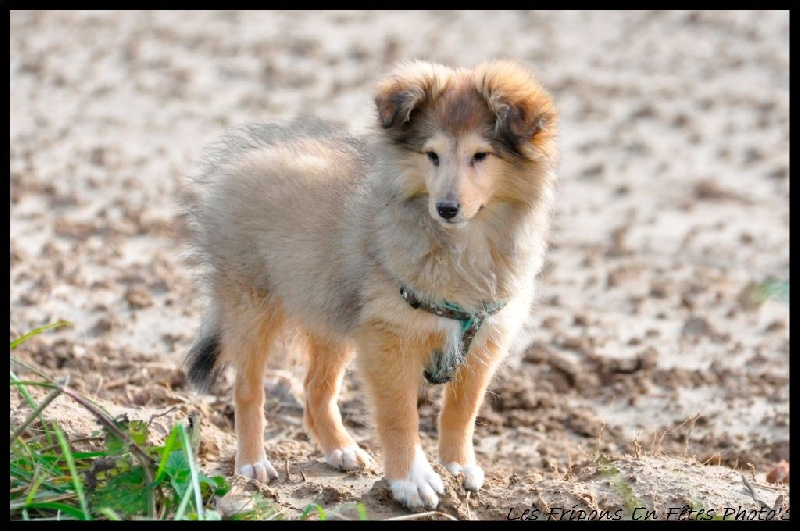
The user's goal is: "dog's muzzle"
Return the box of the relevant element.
[435,200,460,220]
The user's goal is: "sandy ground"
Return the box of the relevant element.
[10,10,790,520]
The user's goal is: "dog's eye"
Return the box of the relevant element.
[426,152,439,166]
[472,152,488,164]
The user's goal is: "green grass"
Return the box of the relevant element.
[9,322,268,520]
[594,454,643,516]
[752,278,789,302]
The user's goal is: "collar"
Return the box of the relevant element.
[399,284,506,384]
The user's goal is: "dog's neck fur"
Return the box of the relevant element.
[371,188,552,312]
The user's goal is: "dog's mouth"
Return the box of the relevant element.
[437,217,468,229]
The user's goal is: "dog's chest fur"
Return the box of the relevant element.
[372,196,536,312]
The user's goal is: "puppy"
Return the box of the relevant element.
[183,59,559,509]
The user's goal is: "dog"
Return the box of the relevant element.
[183,59,559,509]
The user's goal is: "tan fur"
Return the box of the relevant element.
[184,59,559,508]
[438,334,509,465]
[302,335,358,454]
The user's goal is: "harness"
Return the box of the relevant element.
[399,285,506,384]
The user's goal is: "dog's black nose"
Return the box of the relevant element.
[436,201,460,220]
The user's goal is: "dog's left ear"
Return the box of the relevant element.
[374,61,447,130]
[490,100,553,141]
[476,60,558,157]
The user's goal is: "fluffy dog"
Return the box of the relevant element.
[183,59,559,509]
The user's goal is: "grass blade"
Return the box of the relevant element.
[23,464,47,509]
[10,373,58,449]
[10,370,40,410]
[356,502,368,520]
[174,474,195,520]
[52,423,91,520]
[17,501,86,520]
[99,507,123,520]
[10,385,63,443]
[178,423,205,520]
[153,424,182,485]
[10,321,72,350]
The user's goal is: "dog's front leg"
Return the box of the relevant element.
[357,322,445,509]
[438,334,506,492]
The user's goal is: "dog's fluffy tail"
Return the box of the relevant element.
[186,329,222,393]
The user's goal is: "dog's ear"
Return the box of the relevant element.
[490,99,553,142]
[476,60,558,158]
[374,61,447,130]
[374,85,426,129]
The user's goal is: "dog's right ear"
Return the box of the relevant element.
[374,61,447,130]
[375,85,425,129]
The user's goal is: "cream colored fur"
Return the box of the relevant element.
[184,59,559,510]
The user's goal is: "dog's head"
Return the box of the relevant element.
[374,59,558,228]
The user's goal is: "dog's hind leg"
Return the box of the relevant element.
[303,335,372,470]
[222,298,285,483]
[438,335,507,492]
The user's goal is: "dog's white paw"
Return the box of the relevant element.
[389,447,445,509]
[325,446,373,471]
[238,458,279,483]
[444,462,485,491]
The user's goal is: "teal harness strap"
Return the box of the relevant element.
[400,285,507,384]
